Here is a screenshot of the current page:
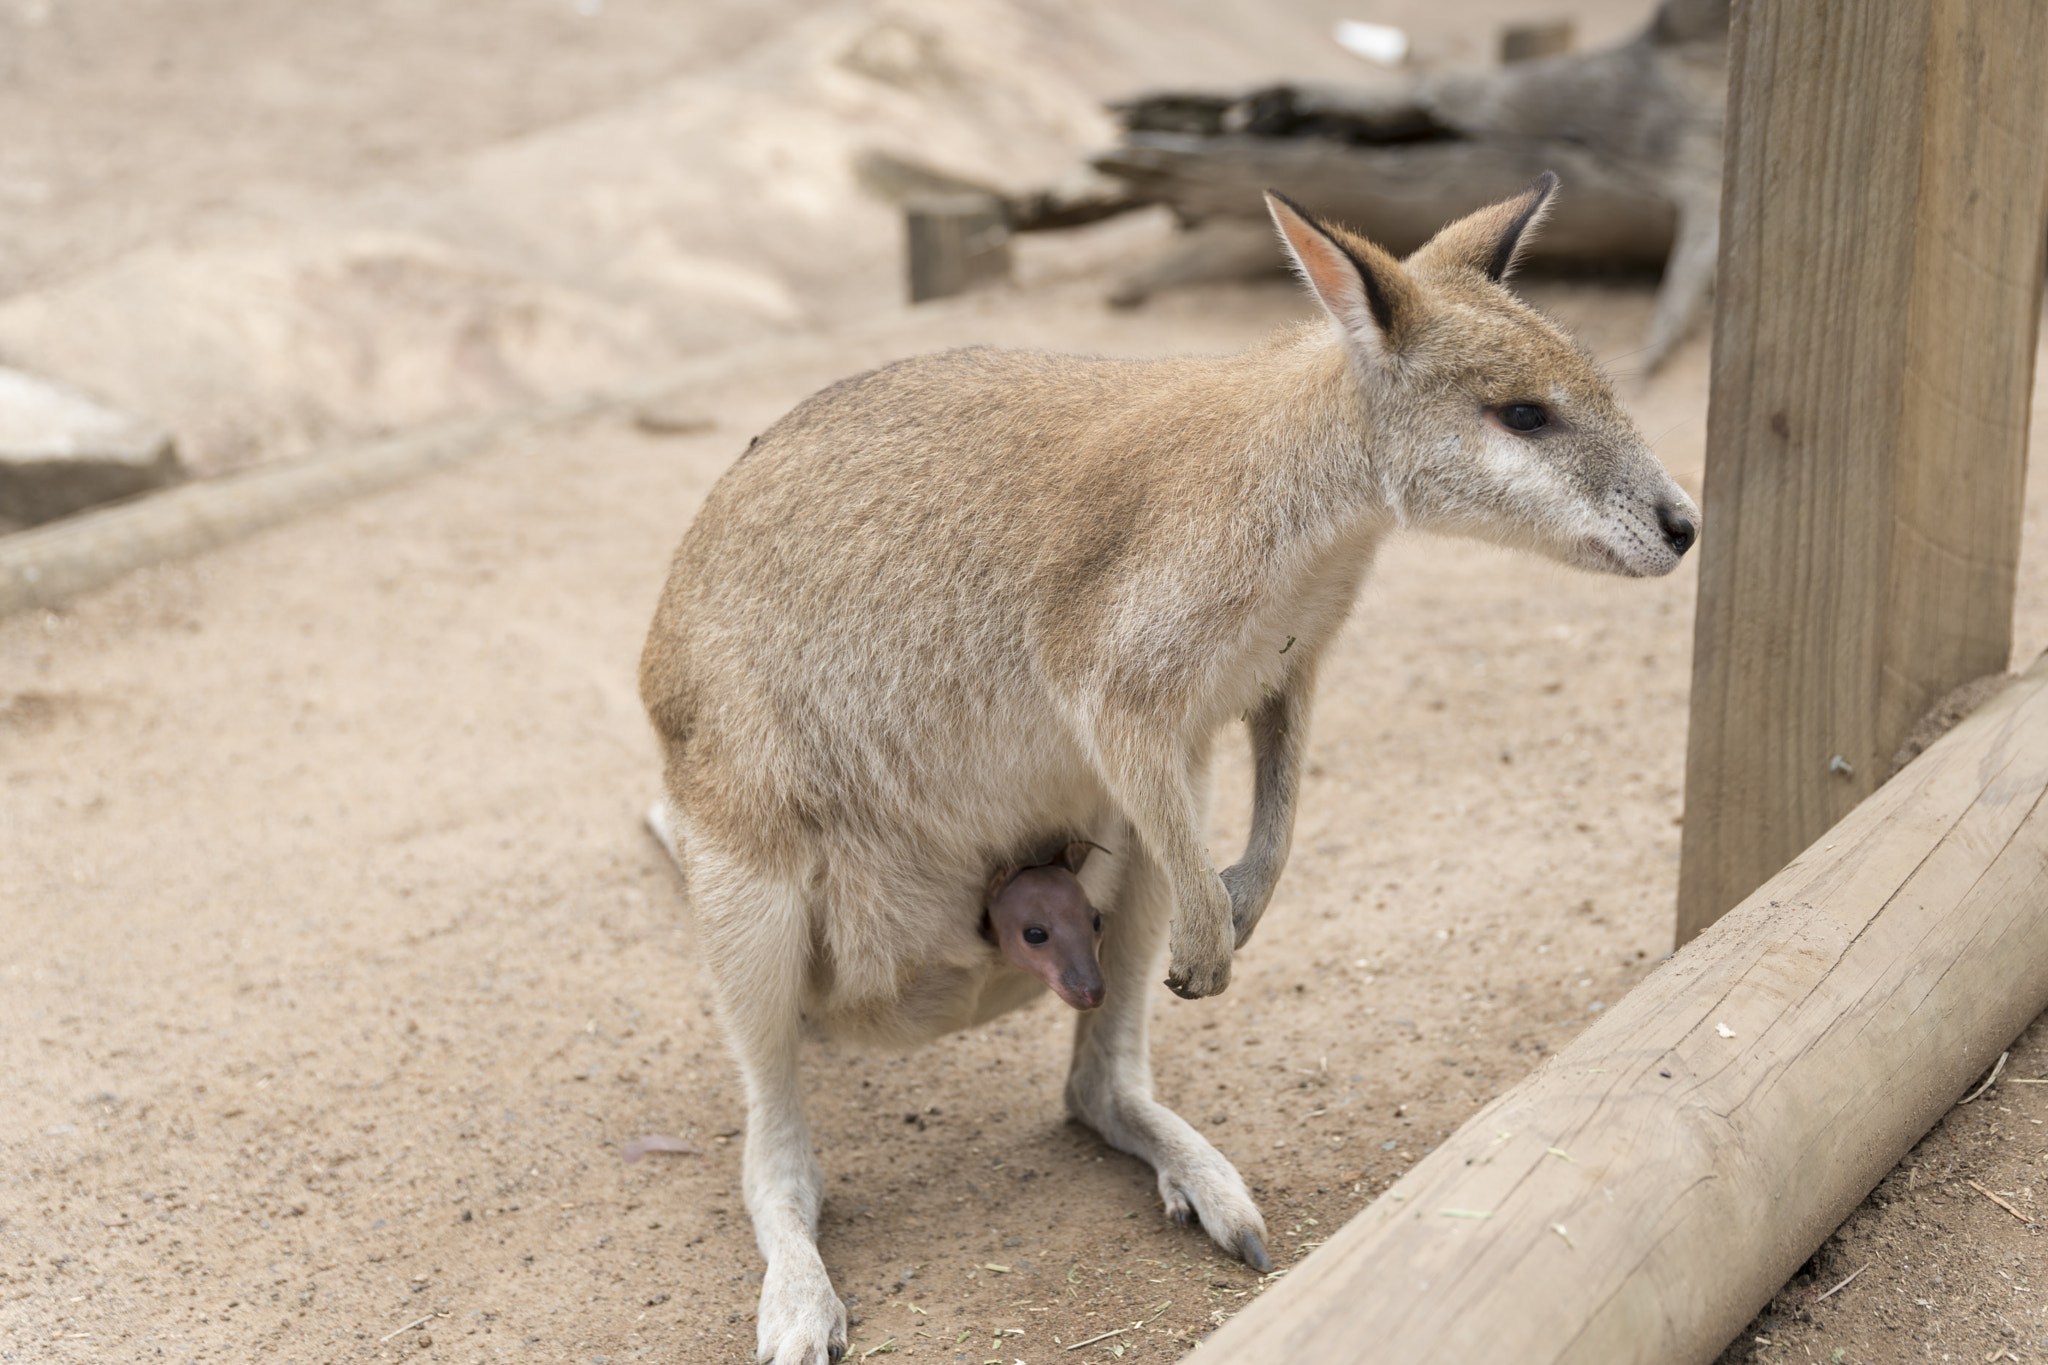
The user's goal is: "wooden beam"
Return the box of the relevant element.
[1676,0,2048,941]
[1193,647,2048,1365]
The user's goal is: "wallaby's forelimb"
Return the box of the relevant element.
[1089,718,1235,999]
[1221,679,1311,948]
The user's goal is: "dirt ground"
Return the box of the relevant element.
[5,4,2048,1364]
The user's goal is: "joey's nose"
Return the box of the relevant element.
[1658,503,1697,557]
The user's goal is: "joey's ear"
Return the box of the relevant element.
[1265,191,1421,354]
[1406,171,1558,283]
[1061,841,1092,873]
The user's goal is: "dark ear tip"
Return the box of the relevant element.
[1264,188,1310,221]
[1533,169,1561,194]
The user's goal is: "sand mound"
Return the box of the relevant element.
[0,0,1366,473]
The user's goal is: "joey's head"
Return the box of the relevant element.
[985,843,1105,1012]
[1266,175,1698,578]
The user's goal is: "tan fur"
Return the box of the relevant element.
[639,176,1696,1365]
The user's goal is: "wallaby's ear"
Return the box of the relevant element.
[1406,171,1559,283]
[1265,191,1422,355]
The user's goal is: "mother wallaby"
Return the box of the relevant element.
[640,174,1696,1365]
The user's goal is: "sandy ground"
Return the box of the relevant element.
[6,4,2048,1364]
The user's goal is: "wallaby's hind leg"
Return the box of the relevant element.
[689,841,846,1365]
[1065,835,1272,1271]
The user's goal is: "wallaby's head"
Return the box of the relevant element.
[984,843,1105,1012]
[1267,174,1698,577]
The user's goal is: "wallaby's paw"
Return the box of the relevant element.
[1165,880,1235,999]
[1163,958,1230,1000]
[1163,933,1232,999]
[755,1262,846,1365]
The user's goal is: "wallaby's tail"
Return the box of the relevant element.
[645,796,685,870]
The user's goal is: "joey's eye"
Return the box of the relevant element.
[1023,927,1049,945]
[1498,403,1548,432]
[1092,913,1103,933]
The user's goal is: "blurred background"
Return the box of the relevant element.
[0,0,1709,499]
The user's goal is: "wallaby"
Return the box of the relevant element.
[639,173,1696,1365]
[984,841,1106,1011]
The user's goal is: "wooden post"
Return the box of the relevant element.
[1193,648,2048,1365]
[1499,20,1573,64]
[905,193,1011,304]
[1676,0,2048,942]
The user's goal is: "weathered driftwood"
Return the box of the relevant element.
[1042,0,1728,369]
[1500,20,1575,65]
[0,405,559,617]
[1195,644,2048,1364]
[905,193,1012,304]
[0,366,184,527]
[1676,0,2048,940]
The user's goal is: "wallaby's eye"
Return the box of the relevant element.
[1092,913,1103,933]
[1023,927,1050,945]
[1497,403,1548,433]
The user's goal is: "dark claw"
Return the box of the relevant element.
[1164,976,1202,1000]
[1238,1231,1273,1274]
[828,1345,845,1364]
[1170,1204,1192,1228]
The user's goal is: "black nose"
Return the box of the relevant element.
[1658,503,1697,556]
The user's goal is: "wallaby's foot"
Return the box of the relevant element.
[1151,1138,1270,1266]
[1157,1155,1269,1271]
[1067,1068,1269,1272]
[755,1257,846,1365]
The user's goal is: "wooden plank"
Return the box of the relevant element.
[1194,646,2048,1365]
[1676,0,2048,941]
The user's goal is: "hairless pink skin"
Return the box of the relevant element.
[985,844,1105,1011]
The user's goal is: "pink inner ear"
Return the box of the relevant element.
[1273,202,1369,323]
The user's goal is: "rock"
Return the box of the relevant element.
[0,366,182,527]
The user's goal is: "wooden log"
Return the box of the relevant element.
[0,405,563,617]
[1675,0,2048,941]
[1194,646,2048,1365]
[1086,10,1723,341]
[904,193,1012,304]
[1095,133,1676,265]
